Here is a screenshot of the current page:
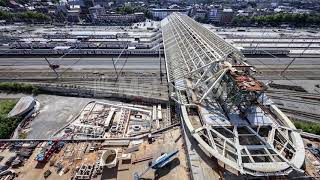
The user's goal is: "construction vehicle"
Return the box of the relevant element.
[134,150,179,180]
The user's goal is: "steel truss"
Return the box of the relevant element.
[161,13,305,176]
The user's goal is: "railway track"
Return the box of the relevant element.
[266,88,320,122]
[279,107,320,122]
[268,94,320,106]
[267,89,320,96]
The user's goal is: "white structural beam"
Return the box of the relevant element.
[199,68,228,102]
[161,12,305,177]
[161,13,243,83]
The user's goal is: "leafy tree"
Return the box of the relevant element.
[0,0,9,6]
[116,6,134,14]
[0,10,12,19]
[0,0,30,6]
[0,10,49,22]
[233,13,320,27]
[115,6,152,19]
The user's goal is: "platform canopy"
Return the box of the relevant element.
[161,13,305,177]
[161,12,244,83]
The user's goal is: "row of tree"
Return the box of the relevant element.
[0,99,20,139]
[0,0,9,7]
[115,6,152,19]
[0,10,49,22]
[232,13,320,27]
[0,0,30,6]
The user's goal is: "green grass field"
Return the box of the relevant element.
[0,99,20,139]
[294,120,320,135]
[0,99,18,115]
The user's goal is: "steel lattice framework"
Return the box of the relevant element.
[162,13,243,82]
[161,13,305,177]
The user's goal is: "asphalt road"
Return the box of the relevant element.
[0,57,161,69]
[0,57,319,67]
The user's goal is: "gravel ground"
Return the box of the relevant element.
[26,95,113,139]
[26,95,88,139]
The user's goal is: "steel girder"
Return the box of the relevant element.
[162,13,244,83]
[161,13,305,176]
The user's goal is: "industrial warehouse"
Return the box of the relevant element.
[0,12,320,180]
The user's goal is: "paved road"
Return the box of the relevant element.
[0,57,319,67]
[0,57,161,69]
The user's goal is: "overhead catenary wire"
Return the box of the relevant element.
[240,29,313,89]
[281,40,314,76]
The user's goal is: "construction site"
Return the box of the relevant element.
[0,13,320,180]
[55,101,171,139]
